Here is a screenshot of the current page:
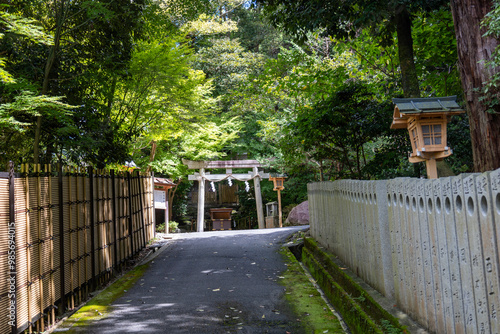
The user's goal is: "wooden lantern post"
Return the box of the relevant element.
[391,96,465,179]
[269,176,286,227]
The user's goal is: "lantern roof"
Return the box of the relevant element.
[391,96,465,129]
[154,177,176,188]
[392,96,464,114]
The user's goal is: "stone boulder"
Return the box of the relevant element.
[285,201,309,226]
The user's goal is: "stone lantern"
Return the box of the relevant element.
[269,175,286,227]
[391,96,465,179]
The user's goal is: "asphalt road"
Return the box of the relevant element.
[80,226,310,333]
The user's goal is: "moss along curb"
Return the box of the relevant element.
[302,237,410,334]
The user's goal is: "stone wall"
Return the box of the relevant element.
[308,168,500,333]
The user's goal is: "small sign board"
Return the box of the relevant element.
[154,190,167,209]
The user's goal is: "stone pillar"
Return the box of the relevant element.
[197,168,205,232]
[253,167,265,229]
[376,180,394,299]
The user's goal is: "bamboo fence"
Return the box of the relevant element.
[0,163,155,334]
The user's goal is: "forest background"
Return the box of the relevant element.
[0,0,498,222]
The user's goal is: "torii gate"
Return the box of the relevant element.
[184,159,269,232]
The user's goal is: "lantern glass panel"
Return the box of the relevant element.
[421,123,442,146]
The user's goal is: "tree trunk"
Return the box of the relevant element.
[395,5,420,98]
[168,181,180,221]
[146,141,157,173]
[450,0,500,172]
[34,0,65,164]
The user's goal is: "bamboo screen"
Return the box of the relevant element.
[0,164,154,334]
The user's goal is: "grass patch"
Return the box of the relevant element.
[56,263,150,333]
[279,247,345,334]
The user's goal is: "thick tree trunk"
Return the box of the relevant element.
[395,5,420,98]
[451,0,500,172]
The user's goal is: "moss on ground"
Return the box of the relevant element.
[54,263,150,333]
[279,247,345,334]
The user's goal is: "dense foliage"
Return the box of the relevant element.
[0,0,483,220]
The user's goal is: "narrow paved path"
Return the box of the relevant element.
[82,226,309,333]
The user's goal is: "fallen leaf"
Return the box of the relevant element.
[213,288,220,292]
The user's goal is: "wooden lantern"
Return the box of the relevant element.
[269,175,286,228]
[270,176,285,191]
[391,96,465,179]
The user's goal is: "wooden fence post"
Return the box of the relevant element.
[8,161,17,334]
[127,172,135,256]
[137,171,146,248]
[88,167,96,290]
[66,167,75,310]
[35,164,44,331]
[57,163,66,315]
[47,165,55,325]
[111,170,118,270]
[22,163,33,331]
